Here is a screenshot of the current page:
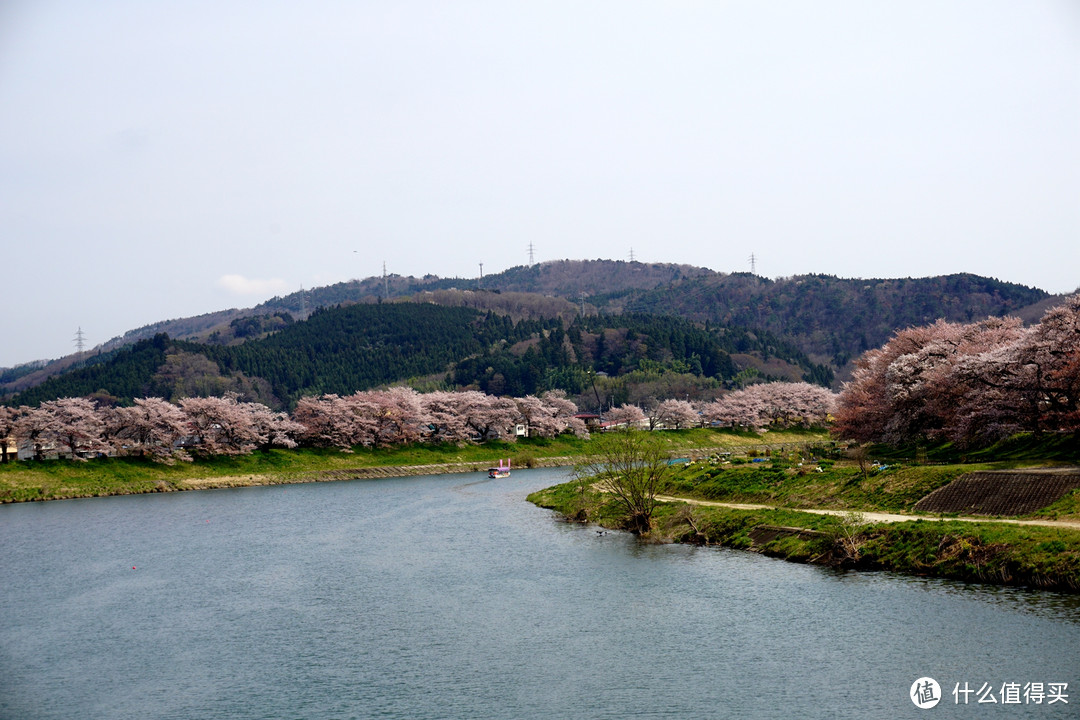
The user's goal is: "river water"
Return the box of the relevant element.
[1,468,1077,719]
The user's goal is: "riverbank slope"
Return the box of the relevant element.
[527,461,1080,593]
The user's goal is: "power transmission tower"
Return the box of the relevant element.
[527,242,536,266]
[748,253,757,275]
[74,327,86,355]
[478,262,484,288]
[382,262,389,300]
[629,247,635,262]
[299,285,307,317]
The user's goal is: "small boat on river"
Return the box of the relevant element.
[487,459,511,478]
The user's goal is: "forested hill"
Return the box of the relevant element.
[600,272,1050,365]
[5,303,829,409]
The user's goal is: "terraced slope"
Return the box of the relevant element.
[913,468,1080,516]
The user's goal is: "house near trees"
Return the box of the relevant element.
[574,413,602,430]
[1,434,16,463]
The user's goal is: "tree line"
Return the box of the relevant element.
[0,380,838,464]
[0,389,584,463]
[833,295,1080,447]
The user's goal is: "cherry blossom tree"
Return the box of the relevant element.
[540,390,582,435]
[420,390,474,445]
[702,382,836,431]
[998,296,1080,434]
[701,393,758,430]
[111,397,192,462]
[292,394,356,449]
[743,382,837,429]
[832,323,945,443]
[952,297,1080,440]
[244,402,304,450]
[514,395,556,438]
[456,390,518,441]
[881,318,1024,443]
[834,318,1023,444]
[834,296,1080,446]
[339,393,385,448]
[654,399,698,429]
[514,391,581,438]
[605,404,646,429]
[0,406,19,462]
[179,394,263,456]
[13,406,50,460]
[359,387,430,447]
[37,398,109,460]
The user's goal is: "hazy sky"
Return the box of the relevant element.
[1,1,1078,367]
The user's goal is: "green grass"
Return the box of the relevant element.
[658,460,990,514]
[529,478,1080,592]
[658,457,1080,520]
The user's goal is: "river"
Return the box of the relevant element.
[1,468,1077,719]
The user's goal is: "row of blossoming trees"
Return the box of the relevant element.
[0,389,584,463]
[606,382,836,432]
[0,381,838,463]
[833,295,1080,447]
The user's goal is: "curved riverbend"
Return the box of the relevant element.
[1,468,1077,719]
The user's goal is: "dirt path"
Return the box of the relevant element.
[654,495,1080,531]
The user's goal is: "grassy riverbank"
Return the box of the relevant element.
[527,457,1080,592]
[0,428,830,502]
[656,457,1080,520]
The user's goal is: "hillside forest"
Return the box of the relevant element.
[4,303,831,411]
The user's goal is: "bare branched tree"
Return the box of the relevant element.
[573,428,670,535]
[832,511,868,564]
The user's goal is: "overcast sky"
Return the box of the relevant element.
[1,1,1078,367]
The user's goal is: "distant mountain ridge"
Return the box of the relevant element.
[96,260,1052,354]
[1,259,1059,398]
